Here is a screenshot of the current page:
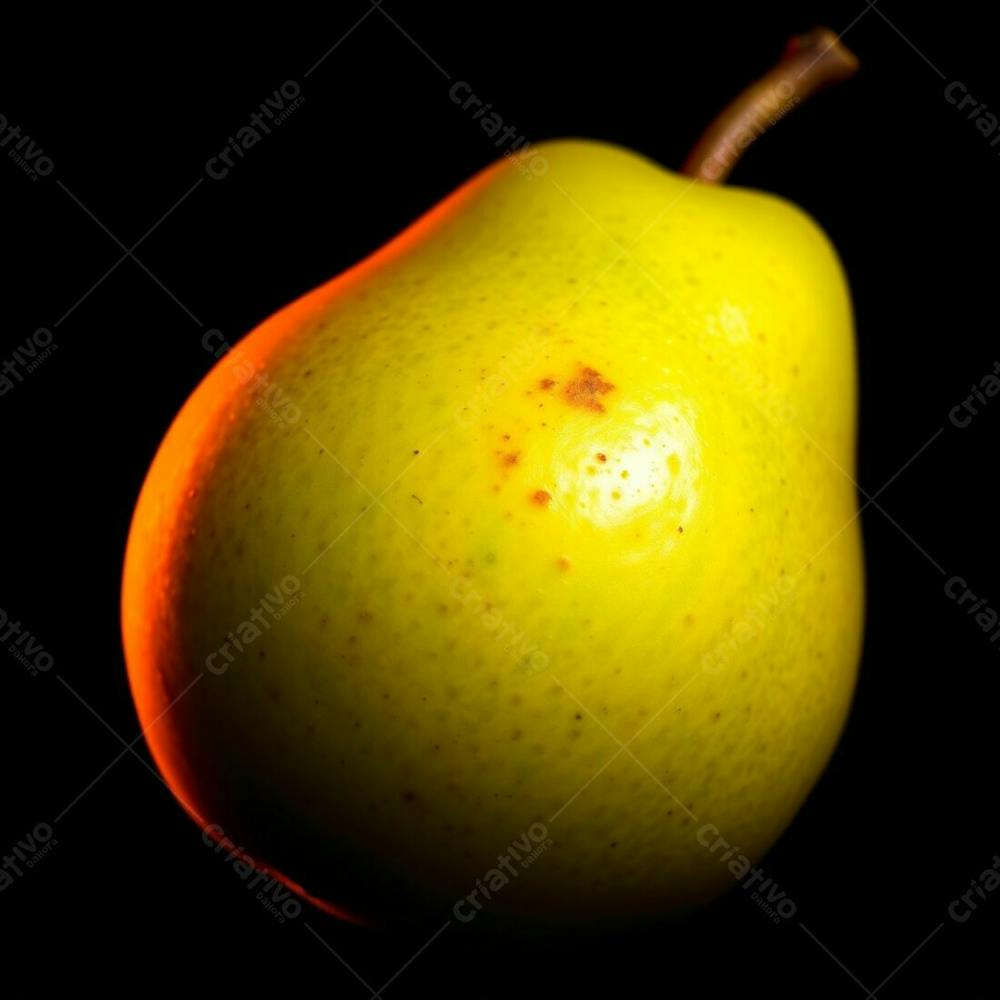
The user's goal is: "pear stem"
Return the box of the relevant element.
[681,27,859,184]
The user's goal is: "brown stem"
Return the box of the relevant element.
[681,27,859,184]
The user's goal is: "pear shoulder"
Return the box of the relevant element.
[501,137,848,291]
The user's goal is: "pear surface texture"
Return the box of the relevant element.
[122,140,863,926]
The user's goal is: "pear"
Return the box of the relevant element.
[122,30,863,926]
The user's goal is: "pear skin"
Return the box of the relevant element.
[122,139,863,926]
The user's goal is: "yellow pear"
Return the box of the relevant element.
[122,30,863,926]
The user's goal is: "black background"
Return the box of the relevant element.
[2,2,999,996]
